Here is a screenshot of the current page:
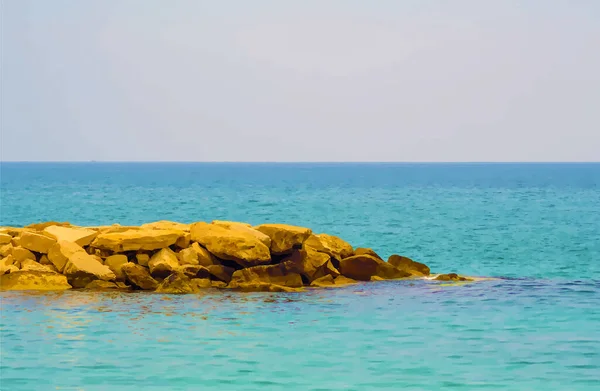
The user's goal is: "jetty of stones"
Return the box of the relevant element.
[0,221,469,293]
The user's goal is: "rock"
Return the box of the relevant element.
[47,241,87,272]
[155,272,198,294]
[91,229,183,252]
[370,275,385,281]
[42,225,98,247]
[148,248,180,278]
[12,247,36,263]
[229,263,304,287]
[0,271,71,291]
[0,255,16,275]
[178,264,210,279]
[0,243,13,257]
[0,233,11,245]
[211,221,271,248]
[63,252,117,288]
[388,255,430,276]
[121,263,158,290]
[19,231,57,254]
[104,254,129,280]
[230,282,302,292]
[177,246,202,265]
[19,259,56,273]
[175,233,191,248]
[25,221,71,231]
[310,274,335,287]
[206,265,235,283]
[141,220,191,231]
[284,247,335,282]
[39,255,52,265]
[354,248,383,260]
[304,234,354,261]
[254,224,312,254]
[211,281,227,289]
[136,253,150,266]
[191,278,212,289]
[84,280,128,290]
[190,222,271,267]
[339,254,411,281]
[334,276,358,286]
[434,273,472,282]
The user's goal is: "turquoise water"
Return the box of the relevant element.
[1,163,599,390]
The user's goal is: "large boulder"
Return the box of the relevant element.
[121,263,158,290]
[254,224,312,254]
[206,265,235,283]
[0,233,12,245]
[178,243,218,267]
[211,221,271,248]
[388,255,430,276]
[354,247,383,260]
[0,271,71,291]
[19,231,57,254]
[141,220,191,231]
[19,259,56,273]
[155,272,198,294]
[91,229,183,252]
[229,263,303,287]
[42,225,98,247]
[148,248,180,278]
[63,252,117,288]
[304,234,354,261]
[47,241,87,272]
[190,222,271,267]
[12,247,36,263]
[339,254,411,281]
[284,247,338,282]
[104,254,129,280]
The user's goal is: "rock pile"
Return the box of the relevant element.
[0,221,470,293]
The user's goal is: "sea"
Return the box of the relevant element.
[0,162,599,390]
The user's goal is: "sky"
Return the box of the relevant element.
[1,0,599,162]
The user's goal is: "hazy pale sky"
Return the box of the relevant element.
[2,0,599,162]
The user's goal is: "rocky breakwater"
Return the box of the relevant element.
[0,221,472,293]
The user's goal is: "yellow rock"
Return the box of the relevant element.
[339,254,411,281]
[84,280,129,290]
[88,225,140,234]
[434,273,473,282]
[48,241,86,272]
[190,222,271,267]
[19,259,56,273]
[42,225,98,247]
[148,248,180,278]
[206,264,235,283]
[191,278,212,289]
[155,272,198,294]
[354,247,383,260]
[310,274,335,287]
[211,280,228,289]
[104,254,129,280]
[19,231,57,254]
[211,221,271,248]
[25,221,71,231]
[0,233,11,245]
[0,227,25,237]
[334,276,359,286]
[370,275,385,281]
[121,263,158,290]
[0,243,13,257]
[175,233,191,248]
[0,255,16,275]
[254,224,312,254]
[229,263,303,287]
[63,252,116,288]
[0,271,71,291]
[284,247,334,282]
[141,220,191,231]
[388,254,430,276]
[178,264,210,278]
[12,247,36,263]
[305,234,354,261]
[91,229,183,252]
[136,253,150,267]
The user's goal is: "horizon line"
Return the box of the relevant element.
[1,160,599,164]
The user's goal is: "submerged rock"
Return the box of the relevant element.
[254,224,312,254]
[0,271,71,291]
[191,278,212,289]
[230,282,302,292]
[84,280,130,290]
[339,254,411,281]
[121,263,158,290]
[434,273,472,282]
[156,272,198,294]
[388,255,430,276]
